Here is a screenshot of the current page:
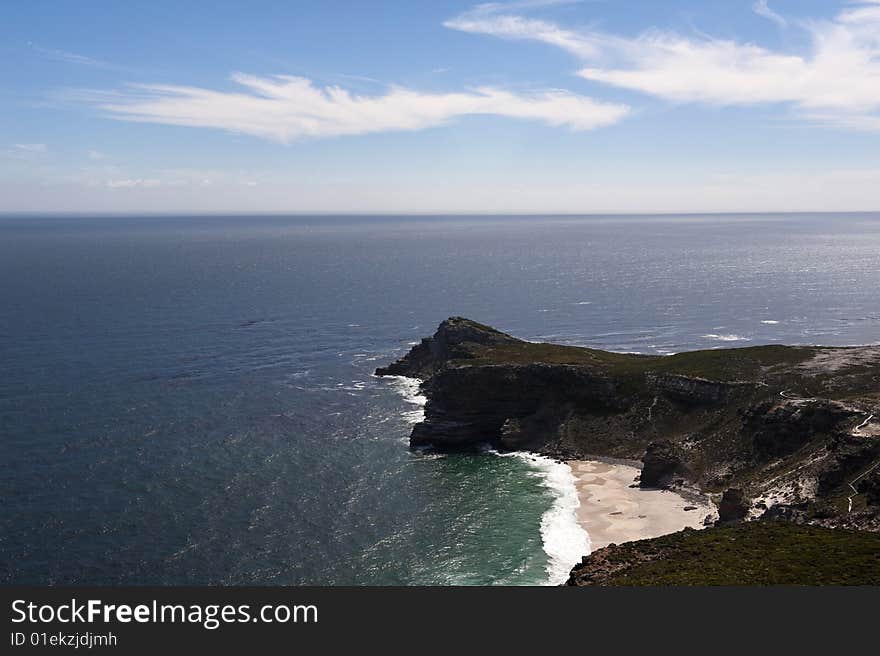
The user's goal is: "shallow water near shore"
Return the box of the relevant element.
[2,213,879,585]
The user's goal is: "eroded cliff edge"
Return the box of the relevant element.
[376,318,880,540]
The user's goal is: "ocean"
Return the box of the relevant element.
[2,213,879,586]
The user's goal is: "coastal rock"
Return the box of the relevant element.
[374,317,518,379]
[717,488,750,523]
[411,363,620,450]
[566,541,657,586]
[566,522,880,585]
[761,503,805,522]
[640,441,690,488]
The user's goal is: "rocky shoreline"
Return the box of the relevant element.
[376,317,880,585]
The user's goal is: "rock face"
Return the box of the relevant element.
[746,399,856,459]
[816,437,880,497]
[640,441,690,488]
[648,374,735,405]
[717,488,750,523]
[375,317,517,379]
[858,469,880,507]
[411,363,622,450]
[376,317,880,532]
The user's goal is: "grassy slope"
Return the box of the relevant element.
[580,522,880,585]
[468,340,814,379]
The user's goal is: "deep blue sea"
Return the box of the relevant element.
[2,213,879,585]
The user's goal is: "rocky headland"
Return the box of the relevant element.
[376,317,880,585]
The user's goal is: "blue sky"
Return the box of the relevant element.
[2,0,880,213]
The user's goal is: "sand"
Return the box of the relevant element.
[569,459,715,553]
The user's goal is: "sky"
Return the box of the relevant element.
[2,0,880,213]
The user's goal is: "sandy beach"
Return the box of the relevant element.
[569,460,715,553]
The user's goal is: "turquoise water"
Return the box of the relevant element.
[2,213,879,585]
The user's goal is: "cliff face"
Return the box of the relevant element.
[376,318,880,535]
[375,317,518,379]
[412,363,623,449]
[648,373,753,404]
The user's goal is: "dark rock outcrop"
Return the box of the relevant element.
[857,469,880,507]
[747,399,859,459]
[761,502,810,523]
[817,437,880,497]
[717,488,750,523]
[375,317,517,379]
[411,363,622,450]
[640,440,691,488]
[650,373,736,405]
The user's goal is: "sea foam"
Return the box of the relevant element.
[384,375,427,424]
[496,451,590,585]
[702,333,751,342]
[384,372,588,584]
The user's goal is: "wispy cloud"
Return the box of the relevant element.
[446,1,880,131]
[12,143,48,153]
[76,166,264,192]
[28,43,114,69]
[444,3,600,58]
[752,1,787,28]
[106,178,161,189]
[79,74,629,142]
[3,143,49,160]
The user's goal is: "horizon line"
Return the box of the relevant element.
[1,210,879,218]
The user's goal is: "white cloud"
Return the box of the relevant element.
[13,143,48,153]
[444,5,601,58]
[83,74,628,143]
[88,149,106,160]
[3,143,49,161]
[752,1,787,28]
[446,1,880,130]
[28,42,114,68]
[106,178,161,189]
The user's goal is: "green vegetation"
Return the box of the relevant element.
[655,345,816,381]
[467,340,816,383]
[584,522,880,585]
[461,340,828,410]
[468,341,650,368]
